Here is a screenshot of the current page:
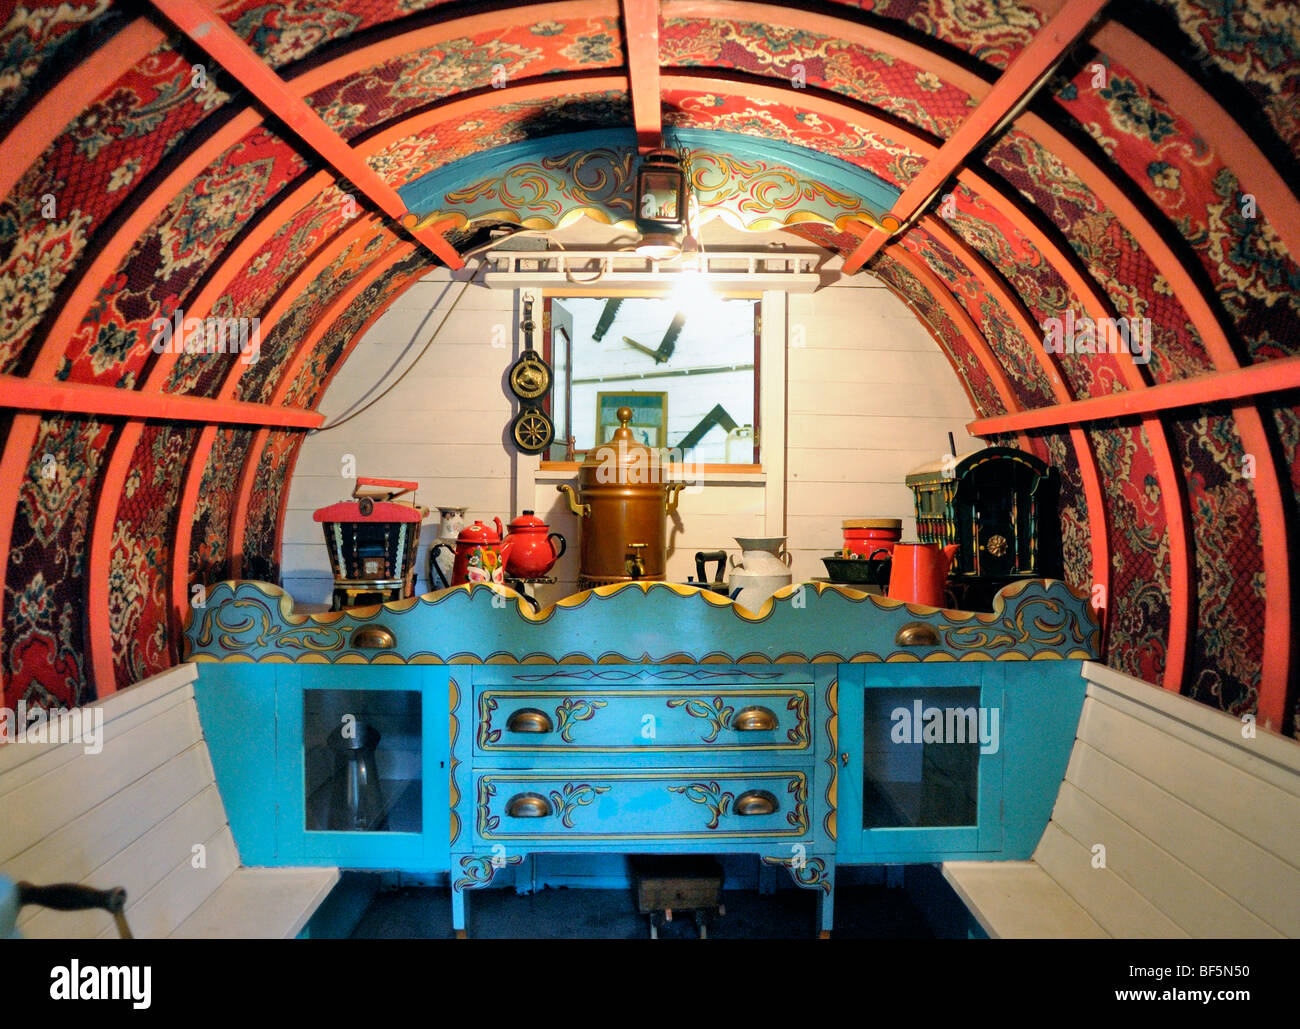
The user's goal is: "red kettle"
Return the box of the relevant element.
[432,517,514,587]
[503,511,567,578]
[887,543,960,607]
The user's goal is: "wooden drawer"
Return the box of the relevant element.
[472,686,813,756]
[471,769,811,844]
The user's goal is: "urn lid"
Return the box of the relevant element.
[579,406,665,486]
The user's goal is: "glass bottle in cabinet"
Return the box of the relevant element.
[303,688,422,834]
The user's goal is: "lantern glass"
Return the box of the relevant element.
[635,151,687,233]
[639,171,682,222]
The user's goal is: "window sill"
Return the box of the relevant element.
[536,462,766,486]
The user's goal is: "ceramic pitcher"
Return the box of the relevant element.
[730,537,793,576]
[729,537,794,611]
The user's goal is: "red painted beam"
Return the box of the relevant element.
[970,357,1300,432]
[270,243,417,406]
[883,242,1036,455]
[622,0,662,152]
[922,215,1111,634]
[146,0,464,270]
[0,19,166,205]
[1014,109,1294,723]
[0,375,324,427]
[842,0,1110,273]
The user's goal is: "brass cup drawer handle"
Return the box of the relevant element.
[505,793,552,818]
[351,625,395,650]
[734,790,780,816]
[895,622,939,647]
[506,708,554,733]
[733,705,779,732]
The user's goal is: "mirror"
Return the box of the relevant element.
[545,293,760,464]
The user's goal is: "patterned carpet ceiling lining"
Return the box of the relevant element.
[0,0,1295,738]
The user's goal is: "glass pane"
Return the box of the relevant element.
[550,297,759,463]
[861,686,982,828]
[303,689,422,833]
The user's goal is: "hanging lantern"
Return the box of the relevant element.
[635,149,688,260]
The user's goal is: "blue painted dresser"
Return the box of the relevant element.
[186,578,1099,936]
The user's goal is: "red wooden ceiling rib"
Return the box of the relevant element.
[224,241,419,584]
[622,0,662,152]
[922,215,1111,633]
[0,19,165,204]
[841,0,1111,273]
[0,377,322,427]
[145,0,464,270]
[1013,114,1292,722]
[1091,24,1300,264]
[880,242,1037,456]
[971,358,1300,431]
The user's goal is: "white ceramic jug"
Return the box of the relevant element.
[730,537,793,576]
[728,537,793,611]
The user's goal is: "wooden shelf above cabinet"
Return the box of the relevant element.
[538,462,763,474]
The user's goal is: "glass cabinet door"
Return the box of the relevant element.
[838,664,1004,862]
[275,666,449,869]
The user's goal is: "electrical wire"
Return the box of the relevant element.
[311,227,564,432]
[311,260,485,432]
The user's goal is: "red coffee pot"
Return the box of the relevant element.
[503,511,567,578]
[887,543,960,608]
[444,517,513,586]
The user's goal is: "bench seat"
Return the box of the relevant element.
[942,861,1106,939]
[170,867,340,939]
[944,661,1300,939]
[1,664,339,940]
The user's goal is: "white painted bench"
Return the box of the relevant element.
[944,661,1300,939]
[0,665,338,939]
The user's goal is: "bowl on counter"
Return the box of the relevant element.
[821,553,891,589]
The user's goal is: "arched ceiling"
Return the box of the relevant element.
[1,0,1297,738]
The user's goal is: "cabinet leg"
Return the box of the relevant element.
[451,852,523,939]
[761,852,835,938]
[451,885,467,937]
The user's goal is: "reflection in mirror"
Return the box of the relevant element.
[546,293,760,463]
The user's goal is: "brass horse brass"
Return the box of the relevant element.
[505,793,553,818]
[506,708,554,734]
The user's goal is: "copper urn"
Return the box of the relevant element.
[557,406,685,587]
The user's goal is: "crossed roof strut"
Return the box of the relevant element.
[147,0,466,270]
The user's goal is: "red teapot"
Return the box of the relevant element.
[431,517,514,587]
[503,511,567,578]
